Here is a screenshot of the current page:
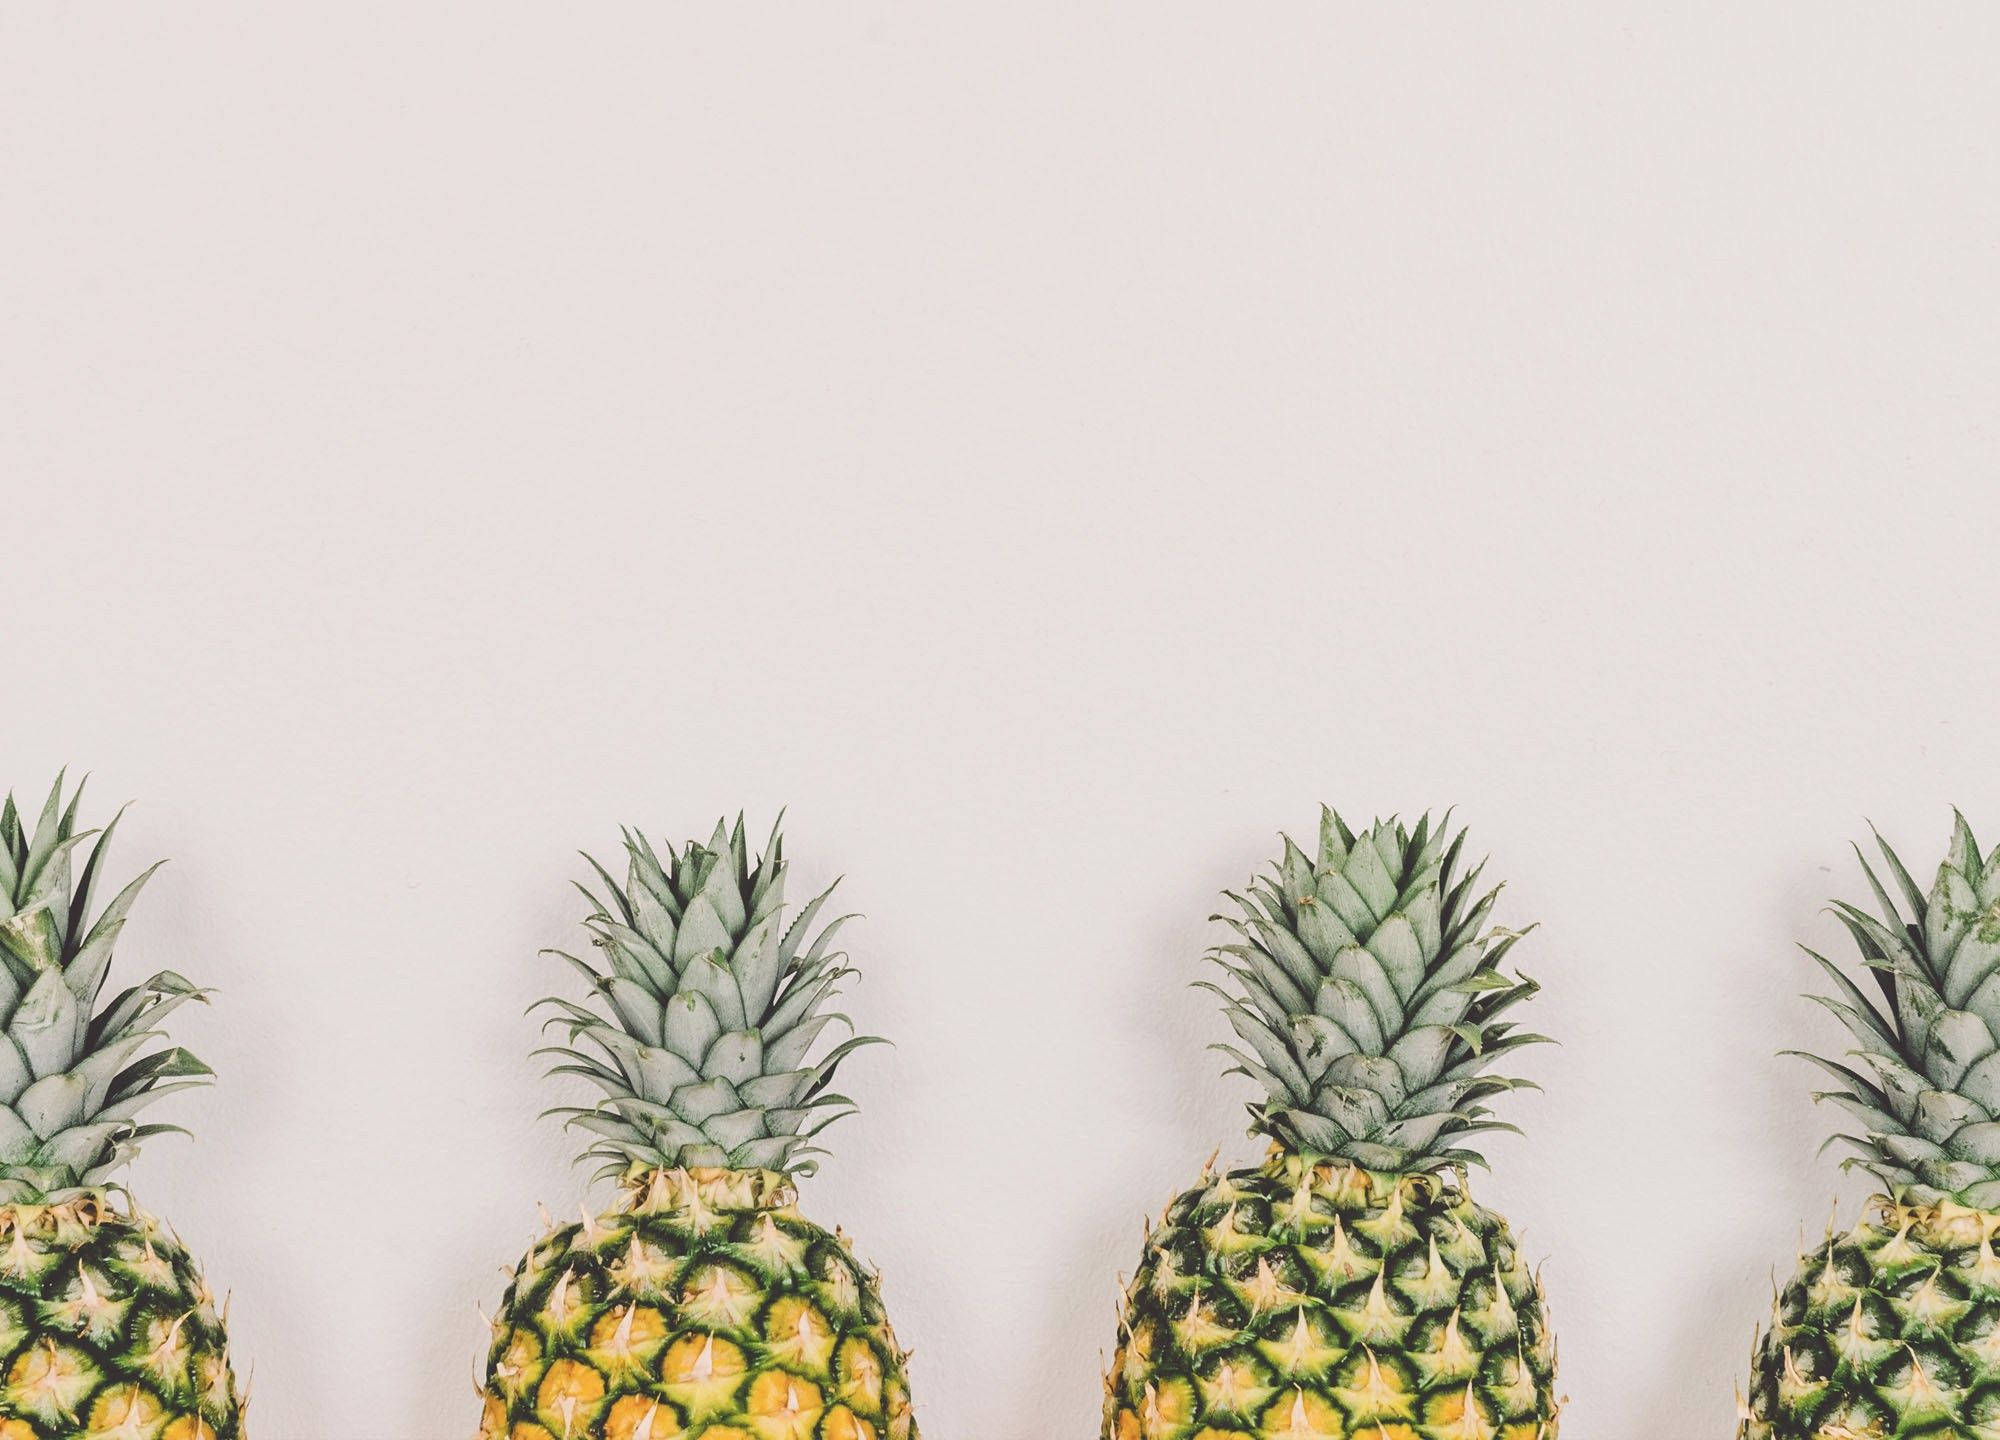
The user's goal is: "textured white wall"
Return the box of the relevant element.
[5,7,2000,1437]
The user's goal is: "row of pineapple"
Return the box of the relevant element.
[0,772,1987,1438]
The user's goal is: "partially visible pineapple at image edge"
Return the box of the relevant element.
[1103,810,1560,1440]
[477,817,918,1440]
[0,777,244,1440]
[1741,816,2000,1438]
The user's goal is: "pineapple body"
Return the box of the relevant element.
[480,1168,915,1440]
[0,1197,242,1440]
[1743,1198,2000,1439]
[1104,1153,1556,1440]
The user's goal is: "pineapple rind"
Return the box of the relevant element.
[479,1167,916,1440]
[1743,1198,2000,1440]
[0,1196,243,1440]
[1103,1153,1558,1440]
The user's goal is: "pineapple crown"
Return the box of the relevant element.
[1798,813,2000,1209]
[537,814,882,1187]
[1205,808,1547,1175]
[0,776,213,1205]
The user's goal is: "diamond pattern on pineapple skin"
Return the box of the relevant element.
[1744,1200,2000,1439]
[1102,1157,1558,1440]
[0,1204,242,1440]
[479,1171,917,1440]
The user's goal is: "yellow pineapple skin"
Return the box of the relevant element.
[478,1169,917,1440]
[1740,1196,2000,1439]
[0,1197,245,1440]
[1103,1153,1559,1440]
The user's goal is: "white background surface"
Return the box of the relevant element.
[4,7,1998,1437]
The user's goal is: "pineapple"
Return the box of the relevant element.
[1103,809,1560,1440]
[477,816,918,1440]
[1741,815,2000,1439]
[0,776,243,1440]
